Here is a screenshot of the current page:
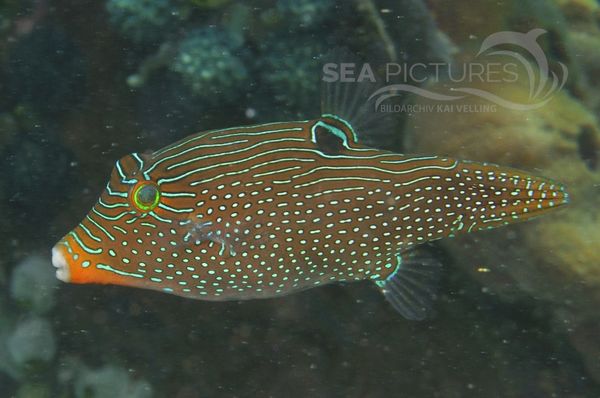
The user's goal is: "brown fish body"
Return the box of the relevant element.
[52,115,568,317]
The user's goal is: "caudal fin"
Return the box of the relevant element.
[448,160,569,234]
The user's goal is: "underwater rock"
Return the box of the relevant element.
[257,36,324,117]
[556,0,599,22]
[425,0,583,97]
[5,25,85,118]
[106,0,179,44]
[403,74,600,380]
[426,0,567,46]
[0,113,17,218]
[169,27,248,105]
[0,122,72,235]
[10,255,58,314]
[15,383,52,398]
[0,112,18,152]
[7,316,55,366]
[556,0,600,112]
[73,364,153,398]
[133,71,207,145]
[0,1,19,38]
[187,0,231,8]
[0,296,19,380]
[276,0,334,29]
[426,0,510,44]
[570,30,600,89]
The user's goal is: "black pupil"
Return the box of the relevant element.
[138,185,157,205]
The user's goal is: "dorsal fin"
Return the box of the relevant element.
[320,49,400,149]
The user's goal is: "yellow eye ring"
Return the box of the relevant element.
[131,182,160,212]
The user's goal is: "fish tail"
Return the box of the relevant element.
[449,160,569,232]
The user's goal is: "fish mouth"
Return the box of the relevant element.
[51,245,71,283]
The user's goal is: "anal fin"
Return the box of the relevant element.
[375,247,442,320]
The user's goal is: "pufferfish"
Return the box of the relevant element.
[51,88,569,320]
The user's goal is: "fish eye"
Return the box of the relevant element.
[131,182,160,212]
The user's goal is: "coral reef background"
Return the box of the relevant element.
[0,0,599,397]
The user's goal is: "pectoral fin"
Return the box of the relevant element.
[375,247,442,320]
